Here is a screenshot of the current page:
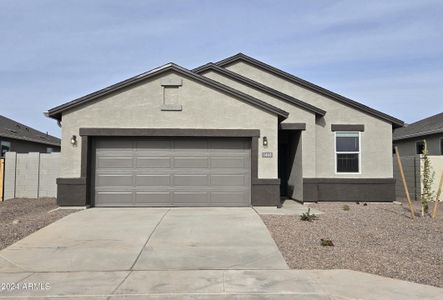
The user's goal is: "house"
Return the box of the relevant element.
[46,53,404,207]
[0,115,60,157]
[393,112,443,201]
[393,112,443,156]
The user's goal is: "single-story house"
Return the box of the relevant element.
[47,53,404,207]
[394,112,443,156]
[0,115,60,157]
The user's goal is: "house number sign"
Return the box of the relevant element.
[262,152,273,158]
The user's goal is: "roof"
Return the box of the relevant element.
[393,112,443,141]
[193,63,326,116]
[0,115,60,147]
[47,63,289,121]
[214,53,404,128]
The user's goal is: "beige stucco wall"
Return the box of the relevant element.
[225,61,394,178]
[60,70,278,179]
[202,70,317,177]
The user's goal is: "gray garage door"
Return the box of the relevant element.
[94,137,251,207]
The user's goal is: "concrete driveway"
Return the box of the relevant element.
[0,207,288,272]
[1,208,442,299]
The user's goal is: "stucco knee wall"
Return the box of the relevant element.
[59,71,279,180]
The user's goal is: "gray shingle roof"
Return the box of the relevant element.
[393,112,443,141]
[0,115,60,146]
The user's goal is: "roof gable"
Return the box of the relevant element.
[47,63,288,121]
[215,53,404,127]
[193,63,325,116]
[0,115,60,146]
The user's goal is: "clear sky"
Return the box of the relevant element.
[1,0,443,137]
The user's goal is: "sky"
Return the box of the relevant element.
[1,0,443,138]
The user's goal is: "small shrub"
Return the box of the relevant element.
[300,208,318,222]
[342,204,350,211]
[320,239,334,247]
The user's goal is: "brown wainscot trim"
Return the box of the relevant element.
[56,177,87,206]
[331,124,365,132]
[303,178,395,202]
[279,123,306,131]
[252,178,281,207]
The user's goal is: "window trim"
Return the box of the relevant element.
[334,131,361,174]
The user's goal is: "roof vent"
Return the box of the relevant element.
[8,129,17,134]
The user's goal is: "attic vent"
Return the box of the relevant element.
[160,78,183,111]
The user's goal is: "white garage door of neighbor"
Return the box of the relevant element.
[94,137,251,207]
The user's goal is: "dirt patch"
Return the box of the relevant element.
[0,198,77,250]
[262,201,443,288]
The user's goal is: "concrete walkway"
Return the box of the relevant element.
[254,200,323,216]
[0,208,441,299]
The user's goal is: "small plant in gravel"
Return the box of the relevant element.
[342,204,350,211]
[300,208,318,222]
[320,239,334,247]
[420,141,435,217]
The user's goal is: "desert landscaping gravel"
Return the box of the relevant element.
[262,201,443,288]
[0,198,77,250]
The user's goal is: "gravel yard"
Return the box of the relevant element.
[262,201,443,288]
[0,198,77,250]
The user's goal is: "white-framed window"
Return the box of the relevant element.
[1,140,11,157]
[335,131,360,173]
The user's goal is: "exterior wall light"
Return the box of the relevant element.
[263,136,268,146]
[71,135,77,145]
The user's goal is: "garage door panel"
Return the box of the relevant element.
[174,139,208,151]
[136,157,171,168]
[97,157,133,169]
[173,157,209,168]
[211,175,247,186]
[96,174,133,187]
[136,139,172,151]
[173,174,208,186]
[211,157,247,169]
[94,137,251,207]
[135,192,171,206]
[136,175,170,186]
[96,192,133,206]
[96,139,133,149]
[211,192,249,205]
[173,192,208,204]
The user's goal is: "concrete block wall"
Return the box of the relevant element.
[393,155,421,201]
[39,153,60,197]
[3,152,60,200]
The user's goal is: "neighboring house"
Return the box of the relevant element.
[0,115,60,157]
[46,53,403,207]
[393,112,443,156]
[393,112,443,201]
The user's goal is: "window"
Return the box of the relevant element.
[336,131,360,173]
[1,141,11,157]
[440,138,443,155]
[47,147,54,153]
[416,141,425,155]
